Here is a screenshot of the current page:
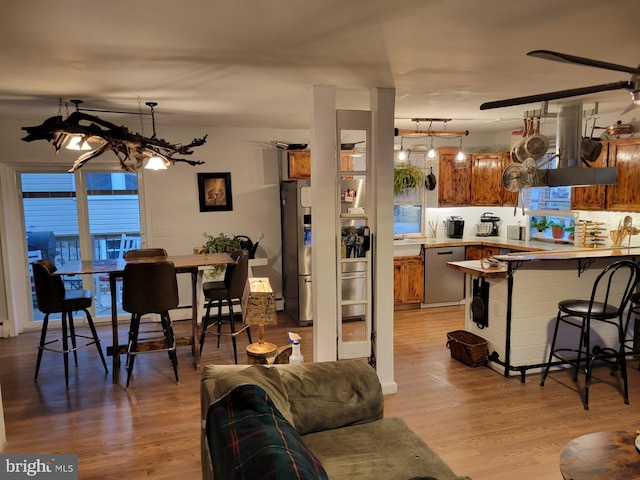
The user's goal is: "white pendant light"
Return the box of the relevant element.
[456,135,466,162]
[66,136,92,151]
[145,155,168,170]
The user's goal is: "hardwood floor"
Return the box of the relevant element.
[2,307,640,479]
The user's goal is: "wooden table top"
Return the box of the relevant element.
[560,431,640,480]
[55,252,234,275]
[446,260,508,278]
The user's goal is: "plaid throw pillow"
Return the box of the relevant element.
[206,383,328,480]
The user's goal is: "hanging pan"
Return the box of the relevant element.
[425,167,437,191]
[510,118,530,163]
[581,116,603,163]
[340,140,365,150]
[523,117,549,160]
[502,163,528,192]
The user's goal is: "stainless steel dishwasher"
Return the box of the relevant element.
[424,246,465,304]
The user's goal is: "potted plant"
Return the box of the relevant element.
[549,221,566,239]
[394,163,428,196]
[530,216,549,233]
[200,232,241,277]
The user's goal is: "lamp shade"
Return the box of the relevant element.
[242,278,277,326]
[145,155,168,170]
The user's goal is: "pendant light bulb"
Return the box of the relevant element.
[66,136,92,151]
[145,155,168,170]
[456,135,466,161]
[427,122,436,159]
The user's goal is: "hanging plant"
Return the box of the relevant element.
[394,164,428,196]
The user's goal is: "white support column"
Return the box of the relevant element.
[370,87,397,394]
[311,85,339,361]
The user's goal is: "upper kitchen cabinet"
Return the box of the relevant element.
[606,138,640,212]
[471,152,515,206]
[571,138,640,212]
[287,150,354,179]
[570,141,608,211]
[438,147,471,206]
[437,149,514,207]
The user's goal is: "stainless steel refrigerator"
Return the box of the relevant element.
[281,178,368,327]
[281,180,313,326]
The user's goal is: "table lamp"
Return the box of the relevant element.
[242,277,278,356]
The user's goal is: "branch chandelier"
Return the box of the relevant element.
[21,99,207,172]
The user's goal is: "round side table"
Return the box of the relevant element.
[560,431,640,480]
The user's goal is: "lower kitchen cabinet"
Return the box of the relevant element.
[394,254,424,306]
[466,245,501,260]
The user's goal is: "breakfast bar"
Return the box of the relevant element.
[447,247,640,381]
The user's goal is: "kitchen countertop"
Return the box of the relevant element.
[495,245,640,262]
[393,236,577,253]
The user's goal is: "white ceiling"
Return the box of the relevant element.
[1,0,639,135]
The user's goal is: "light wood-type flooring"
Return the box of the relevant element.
[2,306,640,479]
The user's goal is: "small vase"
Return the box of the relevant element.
[551,227,565,239]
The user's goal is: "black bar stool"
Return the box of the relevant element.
[122,260,179,388]
[622,292,640,366]
[32,259,108,387]
[540,259,640,410]
[200,249,252,363]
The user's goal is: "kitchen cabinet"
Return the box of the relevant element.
[394,254,424,306]
[438,149,514,207]
[471,152,514,206]
[438,147,471,206]
[571,138,640,213]
[288,150,354,179]
[466,245,501,261]
[606,138,640,212]
[570,141,608,211]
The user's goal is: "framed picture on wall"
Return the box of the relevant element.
[198,172,233,212]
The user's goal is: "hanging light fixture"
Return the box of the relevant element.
[397,137,409,162]
[145,152,168,170]
[144,102,169,170]
[21,98,207,172]
[456,135,467,162]
[65,100,92,151]
[65,136,92,151]
[427,120,437,159]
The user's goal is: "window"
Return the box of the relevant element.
[21,171,141,325]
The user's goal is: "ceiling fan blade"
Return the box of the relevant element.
[480,81,632,110]
[527,50,640,75]
[621,101,640,116]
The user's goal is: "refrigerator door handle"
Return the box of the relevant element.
[342,272,366,280]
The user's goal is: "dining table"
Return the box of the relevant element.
[54,252,234,383]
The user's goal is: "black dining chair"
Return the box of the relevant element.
[199,249,252,363]
[540,259,640,410]
[122,261,179,388]
[123,248,168,260]
[32,259,108,387]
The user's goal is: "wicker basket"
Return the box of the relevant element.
[446,330,488,367]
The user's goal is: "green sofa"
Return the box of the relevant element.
[201,359,470,480]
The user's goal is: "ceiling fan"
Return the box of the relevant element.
[480,50,640,114]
